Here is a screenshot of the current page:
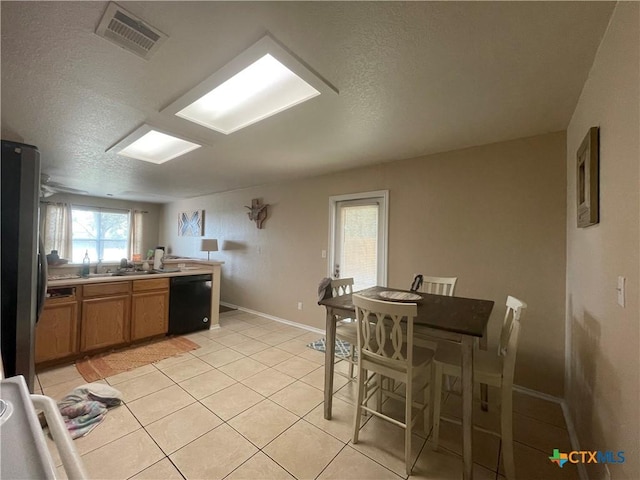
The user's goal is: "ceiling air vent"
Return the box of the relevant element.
[96,2,167,60]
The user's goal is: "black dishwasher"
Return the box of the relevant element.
[168,274,212,335]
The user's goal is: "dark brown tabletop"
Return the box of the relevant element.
[318,286,494,337]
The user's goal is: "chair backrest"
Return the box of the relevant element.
[411,274,457,296]
[353,294,418,370]
[331,278,354,297]
[498,295,527,357]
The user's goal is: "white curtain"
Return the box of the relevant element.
[129,209,145,260]
[41,202,72,260]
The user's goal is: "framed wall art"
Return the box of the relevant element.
[178,210,204,236]
[576,127,599,228]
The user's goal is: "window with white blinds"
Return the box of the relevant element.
[339,203,379,291]
[329,191,388,291]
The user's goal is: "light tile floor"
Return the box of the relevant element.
[38,310,577,479]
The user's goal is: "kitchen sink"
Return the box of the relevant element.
[111,270,155,276]
[86,273,113,278]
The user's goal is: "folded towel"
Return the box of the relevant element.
[59,400,107,439]
[57,383,123,410]
[57,382,123,439]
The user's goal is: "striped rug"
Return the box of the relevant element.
[306,337,356,359]
[75,336,199,382]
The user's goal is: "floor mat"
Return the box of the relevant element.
[306,337,356,359]
[75,336,199,382]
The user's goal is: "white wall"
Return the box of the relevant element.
[161,131,567,396]
[565,3,639,478]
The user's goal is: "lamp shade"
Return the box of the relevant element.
[201,239,218,252]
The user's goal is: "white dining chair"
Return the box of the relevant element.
[331,278,358,379]
[430,295,527,480]
[410,274,458,390]
[410,274,458,296]
[352,294,434,476]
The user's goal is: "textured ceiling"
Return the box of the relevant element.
[1,1,615,203]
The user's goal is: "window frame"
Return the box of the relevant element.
[70,204,131,263]
[327,190,389,288]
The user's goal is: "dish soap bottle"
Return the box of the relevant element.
[81,250,90,277]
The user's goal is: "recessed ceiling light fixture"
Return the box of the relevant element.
[163,35,337,135]
[109,124,202,164]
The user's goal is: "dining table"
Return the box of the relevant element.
[318,285,494,480]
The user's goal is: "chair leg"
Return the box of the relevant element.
[501,388,515,480]
[405,377,413,476]
[431,363,443,450]
[348,345,355,379]
[352,365,366,444]
[423,375,430,435]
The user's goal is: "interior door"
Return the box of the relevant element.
[330,191,388,291]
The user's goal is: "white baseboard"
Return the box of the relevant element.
[560,400,588,480]
[219,302,325,335]
[513,384,563,404]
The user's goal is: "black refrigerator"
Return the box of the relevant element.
[1,140,47,391]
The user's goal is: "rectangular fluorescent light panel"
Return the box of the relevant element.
[175,54,320,134]
[117,130,201,164]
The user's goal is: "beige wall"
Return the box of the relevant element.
[44,193,163,260]
[565,3,639,479]
[161,131,567,396]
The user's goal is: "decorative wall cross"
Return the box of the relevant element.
[245,198,269,229]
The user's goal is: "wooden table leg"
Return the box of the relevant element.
[324,309,336,420]
[461,336,474,480]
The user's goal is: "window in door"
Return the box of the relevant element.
[329,191,388,291]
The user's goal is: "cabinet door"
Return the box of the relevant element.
[35,302,79,363]
[81,295,130,351]
[131,290,169,340]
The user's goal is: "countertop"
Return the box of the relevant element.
[47,262,219,288]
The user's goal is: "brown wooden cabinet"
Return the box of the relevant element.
[37,275,179,366]
[81,282,131,351]
[131,278,169,340]
[35,288,79,363]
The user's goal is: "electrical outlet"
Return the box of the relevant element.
[297,302,303,310]
[617,276,626,307]
[321,250,327,259]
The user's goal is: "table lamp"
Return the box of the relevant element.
[201,239,218,261]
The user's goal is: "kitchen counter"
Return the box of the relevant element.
[47,267,215,287]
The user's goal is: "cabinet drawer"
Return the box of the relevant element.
[46,287,78,305]
[83,281,131,298]
[133,278,169,292]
